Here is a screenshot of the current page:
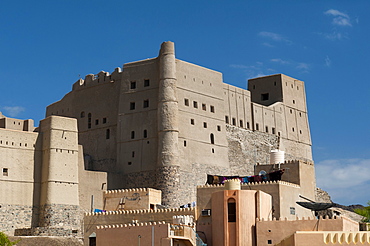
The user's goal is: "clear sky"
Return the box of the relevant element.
[1,1,369,205]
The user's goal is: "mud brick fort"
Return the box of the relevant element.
[0,42,368,245]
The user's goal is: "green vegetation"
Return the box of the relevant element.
[354,201,370,223]
[0,232,20,246]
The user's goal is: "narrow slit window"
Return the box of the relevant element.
[130,102,136,110]
[203,122,207,128]
[88,113,92,129]
[225,116,229,124]
[240,120,243,128]
[232,118,236,126]
[210,133,215,144]
[202,103,206,111]
[143,129,148,138]
[106,129,110,139]
[130,81,136,89]
[228,198,236,222]
[210,105,215,113]
[131,131,135,139]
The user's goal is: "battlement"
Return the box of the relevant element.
[323,231,370,244]
[255,159,314,167]
[103,187,151,195]
[85,207,195,217]
[96,221,168,229]
[72,67,122,90]
[256,215,346,222]
[197,180,300,189]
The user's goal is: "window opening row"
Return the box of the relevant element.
[184,98,215,113]
[130,130,148,139]
[190,119,221,131]
[130,100,150,110]
[0,140,29,147]
[130,79,150,89]
[225,116,250,129]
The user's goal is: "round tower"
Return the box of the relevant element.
[156,41,180,206]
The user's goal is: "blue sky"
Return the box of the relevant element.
[1,1,369,205]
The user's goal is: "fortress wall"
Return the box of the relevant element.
[46,69,121,173]
[83,207,195,244]
[256,216,359,246]
[117,59,160,174]
[223,84,253,130]
[0,129,41,235]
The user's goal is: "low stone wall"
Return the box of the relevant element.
[39,204,81,229]
[0,204,39,235]
[14,227,80,237]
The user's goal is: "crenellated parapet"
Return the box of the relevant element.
[96,221,168,230]
[85,207,194,217]
[72,67,122,91]
[197,180,300,189]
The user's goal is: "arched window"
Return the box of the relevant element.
[80,111,85,118]
[228,198,236,222]
[210,133,215,144]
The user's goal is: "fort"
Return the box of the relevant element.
[1,41,366,245]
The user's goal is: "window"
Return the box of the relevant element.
[184,98,189,106]
[143,100,149,108]
[128,162,132,165]
[265,126,268,133]
[202,103,206,111]
[88,113,92,129]
[225,116,229,124]
[193,101,198,108]
[95,119,99,125]
[228,198,236,222]
[293,100,295,104]
[144,79,150,87]
[292,127,295,132]
[132,151,135,158]
[80,111,85,118]
[131,131,135,139]
[290,207,295,215]
[247,122,250,129]
[240,120,243,128]
[217,125,221,131]
[210,133,215,144]
[190,119,195,125]
[210,105,215,113]
[143,130,148,138]
[3,168,8,176]
[256,123,259,131]
[106,129,110,139]
[268,240,272,244]
[272,127,276,134]
[232,118,236,126]
[130,102,135,110]
[203,122,207,128]
[261,93,269,101]
[130,81,136,89]
[103,118,107,124]
[184,140,187,147]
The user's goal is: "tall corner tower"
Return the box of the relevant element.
[38,115,80,229]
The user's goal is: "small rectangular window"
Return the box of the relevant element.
[132,151,135,158]
[144,79,150,87]
[130,81,136,89]
[184,140,187,147]
[203,122,207,128]
[261,93,269,101]
[256,123,259,131]
[193,101,198,108]
[265,126,268,133]
[240,120,243,128]
[210,105,215,113]
[106,129,110,139]
[131,131,135,139]
[95,119,99,125]
[184,98,189,106]
[272,127,276,134]
[232,118,236,126]
[202,103,206,111]
[247,122,250,129]
[190,119,195,125]
[225,116,229,124]
[217,125,221,131]
[103,118,107,124]
[3,168,8,176]
[130,102,135,110]
[290,207,295,215]
[143,100,149,108]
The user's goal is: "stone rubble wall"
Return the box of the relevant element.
[0,204,38,235]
